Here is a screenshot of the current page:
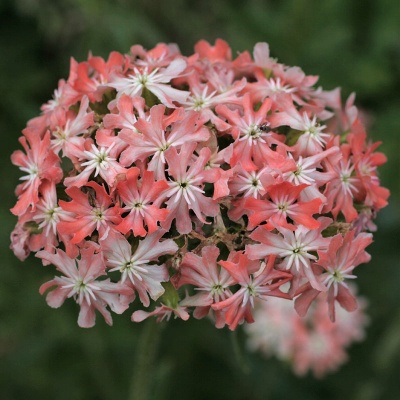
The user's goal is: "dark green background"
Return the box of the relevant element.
[1,0,399,399]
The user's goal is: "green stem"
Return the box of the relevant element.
[230,330,251,375]
[129,319,164,400]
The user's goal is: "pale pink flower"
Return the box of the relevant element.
[102,230,178,307]
[227,164,275,222]
[107,58,190,107]
[162,143,220,234]
[282,146,341,205]
[248,75,297,106]
[131,303,190,323]
[323,154,360,222]
[246,292,368,378]
[180,74,246,131]
[30,181,74,251]
[130,43,181,69]
[248,57,319,109]
[228,164,274,199]
[64,138,127,188]
[38,243,133,328]
[269,94,331,156]
[177,246,234,328]
[292,323,348,378]
[247,218,332,292]
[292,292,367,378]
[351,208,377,235]
[252,42,278,72]
[10,222,31,261]
[203,63,240,95]
[245,296,296,360]
[119,104,209,178]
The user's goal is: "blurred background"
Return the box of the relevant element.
[1,0,399,399]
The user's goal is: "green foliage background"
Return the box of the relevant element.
[1,0,399,399]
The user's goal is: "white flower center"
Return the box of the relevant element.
[19,161,40,188]
[61,276,100,305]
[82,144,115,176]
[109,257,150,284]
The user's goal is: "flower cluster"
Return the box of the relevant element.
[245,288,368,378]
[11,38,388,362]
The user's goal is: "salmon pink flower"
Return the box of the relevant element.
[116,167,169,236]
[194,39,232,62]
[57,182,121,244]
[50,95,94,159]
[349,130,390,211]
[40,79,80,122]
[295,230,373,322]
[244,182,322,231]
[70,51,127,102]
[103,94,146,135]
[11,130,63,216]
[216,93,293,170]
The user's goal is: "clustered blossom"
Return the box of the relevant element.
[11,39,388,373]
[245,289,368,378]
